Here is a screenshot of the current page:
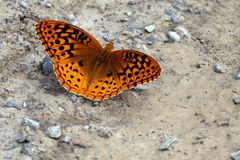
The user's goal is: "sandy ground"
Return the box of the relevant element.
[0,0,240,159]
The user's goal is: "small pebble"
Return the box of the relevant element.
[19,0,28,8]
[128,0,136,5]
[61,135,71,143]
[14,134,27,143]
[83,125,90,130]
[92,101,101,106]
[146,34,161,43]
[159,136,177,150]
[174,26,191,40]
[128,18,145,31]
[40,56,53,76]
[45,3,52,8]
[22,155,32,160]
[142,45,148,51]
[69,94,77,103]
[45,125,62,138]
[216,118,230,127]
[213,64,224,73]
[102,33,115,42]
[4,100,20,109]
[20,144,33,155]
[23,41,32,51]
[22,118,40,130]
[235,71,240,80]
[145,24,156,33]
[0,41,7,49]
[233,97,240,105]
[231,151,240,160]
[171,0,186,11]
[171,14,183,23]
[167,31,181,42]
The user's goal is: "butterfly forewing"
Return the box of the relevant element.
[36,20,103,63]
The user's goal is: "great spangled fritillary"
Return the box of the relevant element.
[36,20,162,101]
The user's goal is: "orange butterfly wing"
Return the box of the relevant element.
[36,20,162,101]
[36,20,104,99]
[36,20,103,63]
[82,50,162,101]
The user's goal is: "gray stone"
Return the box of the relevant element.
[69,94,77,103]
[174,26,191,40]
[22,155,32,160]
[23,41,32,51]
[14,134,27,143]
[128,0,136,5]
[102,33,115,42]
[233,97,240,105]
[171,14,183,23]
[92,101,101,106]
[235,71,240,80]
[40,56,53,76]
[145,25,156,33]
[22,118,40,130]
[46,125,61,138]
[20,144,34,155]
[167,31,181,42]
[159,136,177,150]
[146,34,161,43]
[217,118,230,127]
[128,18,145,31]
[19,0,28,8]
[171,0,186,11]
[4,100,20,109]
[213,64,224,73]
[231,151,240,160]
[61,135,71,143]
[0,41,7,50]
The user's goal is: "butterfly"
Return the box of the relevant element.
[36,20,162,101]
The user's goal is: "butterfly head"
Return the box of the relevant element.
[104,41,114,53]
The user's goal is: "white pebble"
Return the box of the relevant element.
[174,26,191,40]
[231,151,240,160]
[167,31,181,42]
[46,125,62,138]
[159,136,177,150]
[145,24,156,33]
[213,64,225,73]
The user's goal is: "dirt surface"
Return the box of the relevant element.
[0,0,240,159]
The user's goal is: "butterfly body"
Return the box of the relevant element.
[36,20,162,101]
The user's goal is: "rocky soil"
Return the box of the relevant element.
[0,0,240,160]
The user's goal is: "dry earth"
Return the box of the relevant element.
[0,0,240,160]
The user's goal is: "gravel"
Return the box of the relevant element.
[233,97,240,105]
[45,125,62,138]
[213,64,225,73]
[159,136,177,150]
[145,24,156,33]
[231,151,240,160]
[22,118,40,130]
[167,31,181,42]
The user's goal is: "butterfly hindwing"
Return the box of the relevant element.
[111,50,161,90]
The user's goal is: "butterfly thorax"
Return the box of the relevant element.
[87,41,114,86]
